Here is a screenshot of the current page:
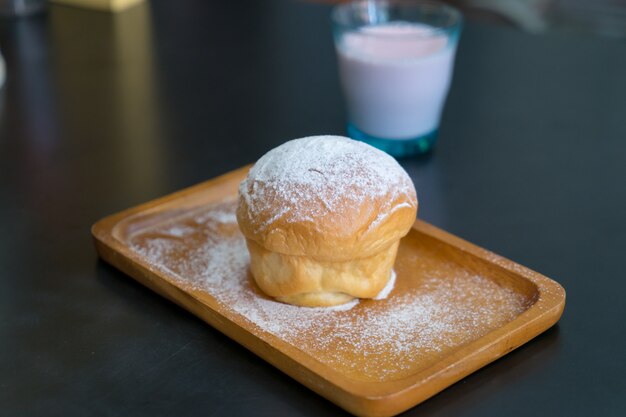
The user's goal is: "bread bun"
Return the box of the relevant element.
[237,135,417,307]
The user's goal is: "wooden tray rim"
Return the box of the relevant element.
[92,166,566,417]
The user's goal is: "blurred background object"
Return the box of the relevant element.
[447,0,626,37]
[0,48,5,87]
[51,0,144,13]
[0,0,45,17]
[48,1,166,197]
[0,1,165,225]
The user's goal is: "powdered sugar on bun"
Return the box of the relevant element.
[237,135,417,260]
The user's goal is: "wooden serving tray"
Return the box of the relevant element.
[92,166,565,417]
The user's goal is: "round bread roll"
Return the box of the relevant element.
[237,135,418,307]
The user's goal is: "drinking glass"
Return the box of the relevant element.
[332,0,462,157]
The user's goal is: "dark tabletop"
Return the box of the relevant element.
[1,1,625,416]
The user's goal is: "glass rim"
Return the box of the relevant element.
[331,0,463,37]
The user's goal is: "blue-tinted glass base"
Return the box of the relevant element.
[347,123,438,158]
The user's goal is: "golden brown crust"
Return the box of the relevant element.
[237,188,416,261]
[236,136,418,307]
[236,136,418,261]
[246,238,400,307]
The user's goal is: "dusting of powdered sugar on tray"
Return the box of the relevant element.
[238,136,417,233]
[129,199,529,382]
